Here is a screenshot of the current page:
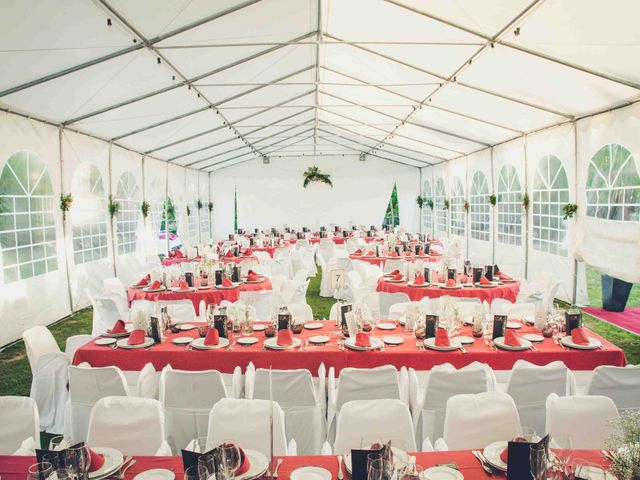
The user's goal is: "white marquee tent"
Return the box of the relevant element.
[0,0,639,346]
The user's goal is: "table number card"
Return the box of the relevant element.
[473,267,483,284]
[231,265,240,283]
[492,315,507,339]
[425,314,438,338]
[228,234,234,241]
[214,270,223,286]
[150,316,162,344]
[185,272,193,287]
[485,265,495,281]
[424,242,430,255]
[277,313,292,331]
[565,311,582,334]
[340,303,353,333]
[423,267,430,283]
[213,315,228,338]
[447,268,457,280]
[330,268,346,290]
[342,230,349,237]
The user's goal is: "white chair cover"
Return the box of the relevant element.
[290,279,310,305]
[93,295,123,335]
[299,246,317,277]
[545,394,619,449]
[505,360,575,434]
[443,392,522,450]
[288,302,314,322]
[248,367,326,455]
[239,290,273,320]
[160,368,228,453]
[0,396,40,454]
[66,365,130,443]
[272,249,293,279]
[414,362,496,444]
[86,396,171,456]
[65,335,94,361]
[584,365,640,412]
[102,277,129,319]
[383,259,406,274]
[334,399,416,455]
[379,292,411,318]
[206,398,289,456]
[158,299,197,324]
[253,251,272,264]
[84,288,102,337]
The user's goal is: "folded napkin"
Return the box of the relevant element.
[392,273,403,281]
[497,272,513,281]
[150,280,162,290]
[418,251,426,257]
[365,250,374,256]
[167,250,175,258]
[389,251,399,257]
[276,328,293,346]
[571,327,590,345]
[136,274,150,286]
[224,250,234,258]
[222,278,233,287]
[413,275,425,285]
[204,328,219,346]
[107,320,127,334]
[354,248,363,255]
[244,248,253,256]
[445,278,456,287]
[247,272,258,282]
[389,269,400,276]
[174,249,184,258]
[479,276,491,285]
[434,328,450,347]
[504,329,521,347]
[500,437,528,463]
[128,329,146,345]
[355,332,371,348]
[88,448,105,472]
[178,280,190,291]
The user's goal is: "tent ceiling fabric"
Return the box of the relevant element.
[1,0,639,170]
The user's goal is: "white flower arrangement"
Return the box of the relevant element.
[607,411,640,479]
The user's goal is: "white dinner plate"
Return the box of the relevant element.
[383,336,404,345]
[237,337,259,345]
[264,337,303,350]
[101,330,131,338]
[197,286,212,290]
[493,336,532,351]
[344,337,384,351]
[244,280,263,284]
[506,321,522,329]
[423,337,462,351]
[290,467,331,480]
[172,337,193,345]
[385,279,405,283]
[236,449,269,480]
[474,283,498,288]
[95,338,116,346]
[407,282,430,288]
[423,466,464,480]
[455,335,474,345]
[143,287,166,293]
[574,465,616,480]
[309,335,331,344]
[178,324,196,331]
[171,287,194,293]
[523,333,544,343]
[190,337,230,350]
[483,441,508,471]
[439,284,463,290]
[129,284,147,289]
[133,469,175,480]
[116,337,155,349]
[252,324,266,331]
[344,447,409,473]
[560,335,602,350]
[304,322,324,330]
[500,278,518,283]
[89,447,123,479]
[216,285,239,290]
[376,322,397,330]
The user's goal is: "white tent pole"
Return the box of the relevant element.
[465,154,470,259]
[524,135,530,279]
[315,136,424,169]
[572,122,579,305]
[108,142,117,277]
[313,0,322,155]
[491,147,496,263]
[141,155,146,257]
[58,128,74,313]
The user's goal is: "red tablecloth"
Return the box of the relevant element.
[127,278,272,314]
[73,322,626,374]
[377,278,521,303]
[161,257,200,267]
[0,451,611,480]
[350,254,440,267]
[220,255,259,264]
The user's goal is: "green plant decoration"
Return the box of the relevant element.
[303,166,333,188]
[489,194,497,206]
[108,194,119,220]
[186,205,191,216]
[463,200,469,212]
[521,192,530,211]
[141,200,150,219]
[426,198,434,210]
[416,196,424,208]
[562,203,578,220]
[197,200,203,210]
[60,193,73,221]
[165,198,175,217]
[443,198,450,210]
[208,201,213,212]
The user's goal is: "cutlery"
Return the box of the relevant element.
[271,458,283,478]
[298,341,304,352]
[459,345,467,353]
[116,458,136,479]
[599,344,607,351]
[185,344,192,351]
[472,450,493,476]
[226,341,237,351]
[337,455,344,480]
[304,340,309,351]
[528,344,538,352]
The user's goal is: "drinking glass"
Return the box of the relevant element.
[217,442,241,476]
[521,427,539,443]
[551,433,572,478]
[395,462,423,480]
[64,445,90,480]
[184,465,207,480]
[48,436,67,451]
[529,443,548,480]
[28,462,56,480]
[197,454,216,479]
[367,458,393,480]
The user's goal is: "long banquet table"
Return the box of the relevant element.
[350,253,441,267]
[127,278,272,315]
[377,278,521,303]
[0,450,612,480]
[73,321,626,374]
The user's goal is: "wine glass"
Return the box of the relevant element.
[48,436,67,451]
[28,462,56,480]
[367,458,393,480]
[184,465,207,480]
[64,445,90,480]
[395,462,423,480]
[529,443,548,480]
[551,434,573,478]
[217,441,241,477]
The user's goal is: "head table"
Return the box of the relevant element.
[127,278,272,315]
[0,450,611,480]
[73,321,625,374]
[377,278,521,303]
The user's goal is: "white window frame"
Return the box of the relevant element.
[497,164,522,246]
[115,172,140,255]
[470,171,490,241]
[533,155,569,256]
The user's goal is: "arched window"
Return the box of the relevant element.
[533,155,569,256]
[434,177,447,233]
[200,202,210,242]
[0,151,58,282]
[187,192,198,242]
[470,171,490,241]
[115,172,140,254]
[586,144,640,222]
[70,163,108,264]
[497,164,522,246]
[422,180,432,232]
[450,177,465,237]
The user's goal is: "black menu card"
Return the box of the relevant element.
[492,315,507,339]
[277,313,292,330]
[425,314,438,338]
[506,434,550,480]
[485,265,494,281]
[340,303,353,333]
[213,315,228,338]
[565,311,582,334]
[473,267,483,284]
[214,270,223,286]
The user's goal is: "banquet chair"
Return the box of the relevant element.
[159,368,229,453]
[410,362,496,446]
[363,265,384,289]
[383,259,406,274]
[288,302,314,322]
[237,259,258,273]
[293,269,308,284]
[84,288,103,337]
[66,365,131,443]
[272,248,293,279]
[251,263,272,278]
[545,394,619,449]
[253,251,272,264]
[388,301,421,324]
[64,335,94,361]
[318,239,336,265]
[102,277,129,318]
[239,290,273,320]
[269,274,286,296]
[93,295,123,334]
[22,326,70,434]
[379,292,411,318]
[205,398,292,456]
[0,396,40,454]
[505,360,576,434]
[583,365,640,412]
[443,392,522,450]
[247,366,326,455]
[157,299,197,324]
[86,396,171,456]
[490,298,511,313]
[361,292,381,317]
[328,302,371,323]
[333,399,417,455]
[289,279,310,304]
[130,299,154,319]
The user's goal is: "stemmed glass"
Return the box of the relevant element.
[551,434,573,479]
[529,443,549,480]
[217,442,241,478]
[395,462,423,480]
[367,458,393,480]
[28,462,57,480]
[64,445,91,480]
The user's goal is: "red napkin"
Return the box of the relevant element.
[498,272,513,281]
[178,280,190,291]
[174,249,184,258]
[204,328,219,346]
[366,250,374,256]
[244,248,253,256]
[479,276,491,285]
[127,329,145,345]
[414,275,425,285]
[276,329,293,346]
[434,328,450,347]
[222,278,233,287]
[136,274,150,286]
[445,278,456,287]
[392,273,403,281]
[504,329,521,347]
[88,448,105,472]
[418,251,426,257]
[219,445,250,476]
[150,280,162,290]
[500,437,527,463]
[167,250,175,258]
[354,248,363,255]
[571,327,590,345]
[247,272,258,282]
[389,269,400,276]
[355,332,371,347]
[389,251,399,257]
[107,320,126,334]
[224,250,234,258]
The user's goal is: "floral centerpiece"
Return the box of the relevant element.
[606,411,640,480]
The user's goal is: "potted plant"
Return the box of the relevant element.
[416,196,424,209]
[426,198,434,210]
[303,166,333,188]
